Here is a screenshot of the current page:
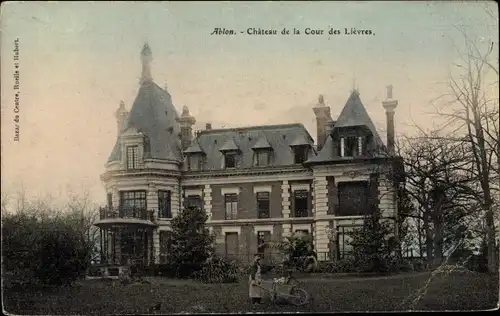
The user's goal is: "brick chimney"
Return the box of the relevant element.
[177,105,196,150]
[206,123,212,130]
[382,85,398,155]
[115,100,128,135]
[312,95,333,152]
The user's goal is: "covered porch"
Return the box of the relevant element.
[96,224,156,266]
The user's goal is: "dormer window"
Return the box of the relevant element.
[294,146,309,164]
[224,152,237,168]
[187,154,203,171]
[340,135,368,157]
[126,145,139,169]
[254,149,270,167]
[252,136,273,167]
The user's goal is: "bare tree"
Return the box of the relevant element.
[397,131,481,264]
[433,28,499,272]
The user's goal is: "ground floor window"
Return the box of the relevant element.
[257,231,272,257]
[224,232,239,260]
[337,226,354,259]
[120,228,150,265]
[185,195,203,211]
[159,230,172,264]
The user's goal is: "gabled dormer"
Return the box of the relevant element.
[305,90,386,166]
[251,135,273,167]
[184,139,205,171]
[219,137,240,169]
[289,133,313,164]
[331,90,384,158]
[334,126,374,158]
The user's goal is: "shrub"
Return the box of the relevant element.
[2,213,92,286]
[316,259,356,273]
[33,221,92,285]
[192,254,242,283]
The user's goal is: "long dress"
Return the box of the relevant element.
[248,262,262,299]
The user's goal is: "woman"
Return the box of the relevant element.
[248,254,263,304]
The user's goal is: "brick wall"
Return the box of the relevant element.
[210,181,282,220]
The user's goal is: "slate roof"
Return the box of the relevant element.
[107,81,183,163]
[251,135,272,149]
[184,139,204,154]
[289,133,311,147]
[190,124,314,170]
[334,90,385,147]
[306,135,335,163]
[219,137,240,152]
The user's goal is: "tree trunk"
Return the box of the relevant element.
[417,210,423,258]
[433,219,444,265]
[423,212,433,262]
[484,204,497,273]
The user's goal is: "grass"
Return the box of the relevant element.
[3,271,498,314]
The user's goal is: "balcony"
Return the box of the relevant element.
[95,207,157,228]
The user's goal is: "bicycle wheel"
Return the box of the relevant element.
[288,287,308,306]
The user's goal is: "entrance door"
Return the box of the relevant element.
[225,232,239,261]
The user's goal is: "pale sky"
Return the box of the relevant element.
[1,1,498,205]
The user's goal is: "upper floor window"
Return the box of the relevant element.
[188,155,203,171]
[293,190,309,217]
[340,136,366,157]
[294,146,308,164]
[224,152,237,169]
[254,150,270,167]
[337,181,370,216]
[340,137,358,157]
[225,193,238,219]
[256,192,270,218]
[126,145,139,169]
[158,190,172,218]
[120,190,146,217]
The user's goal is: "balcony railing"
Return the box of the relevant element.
[99,207,155,221]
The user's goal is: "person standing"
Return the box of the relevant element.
[249,254,263,304]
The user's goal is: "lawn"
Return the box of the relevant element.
[3,271,498,314]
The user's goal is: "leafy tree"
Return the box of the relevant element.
[165,205,215,278]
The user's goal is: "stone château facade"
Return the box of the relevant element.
[94,43,403,265]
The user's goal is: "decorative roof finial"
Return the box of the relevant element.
[164,81,168,91]
[140,43,153,85]
[318,94,324,105]
[386,84,393,99]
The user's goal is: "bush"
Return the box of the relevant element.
[2,213,92,286]
[317,259,356,273]
[192,255,242,283]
